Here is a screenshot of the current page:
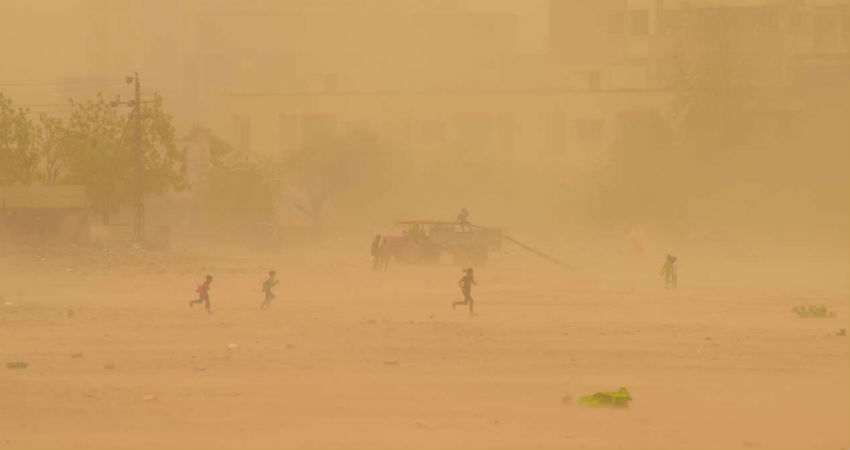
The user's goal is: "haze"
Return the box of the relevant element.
[1,1,848,449]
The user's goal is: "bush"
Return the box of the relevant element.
[792,304,836,318]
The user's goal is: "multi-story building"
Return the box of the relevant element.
[548,0,850,90]
[228,88,669,166]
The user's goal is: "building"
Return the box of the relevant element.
[228,88,670,168]
[0,185,89,243]
[548,0,850,90]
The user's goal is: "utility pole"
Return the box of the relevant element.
[112,73,151,245]
[127,73,144,244]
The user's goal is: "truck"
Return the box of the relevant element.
[381,220,501,266]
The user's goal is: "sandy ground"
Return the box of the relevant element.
[1,235,848,450]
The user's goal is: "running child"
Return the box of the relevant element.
[260,270,279,309]
[453,267,477,315]
[189,274,213,313]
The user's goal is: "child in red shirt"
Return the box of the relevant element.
[189,275,213,313]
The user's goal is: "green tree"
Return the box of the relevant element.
[0,94,38,185]
[63,93,183,223]
[35,114,68,185]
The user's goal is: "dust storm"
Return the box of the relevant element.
[0,1,848,449]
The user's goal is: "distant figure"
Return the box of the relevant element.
[456,208,471,231]
[453,267,477,315]
[189,274,213,313]
[371,234,383,271]
[378,237,393,271]
[661,255,678,289]
[260,270,279,309]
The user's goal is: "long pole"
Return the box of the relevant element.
[133,73,144,244]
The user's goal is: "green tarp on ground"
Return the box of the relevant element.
[578,387,632,408]
[792,304,836,318]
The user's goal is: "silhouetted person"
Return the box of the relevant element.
[453,267,476,315]
[661,255,678,289]
[261,270,278,309]
[378,238,392,271]
[371,234,383,270]
[457,208,471,231]
[189,274,213,313]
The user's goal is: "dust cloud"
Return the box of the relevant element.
[1,1,848,449]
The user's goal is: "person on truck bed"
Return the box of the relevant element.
[457,208,471,231]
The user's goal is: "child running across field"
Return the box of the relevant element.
[189,274,213,313]
[453,267,477,315]
[260,270,279,309]
[661,255,678,289]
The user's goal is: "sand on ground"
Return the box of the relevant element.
[1,235,848,450]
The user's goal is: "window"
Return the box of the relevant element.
[609,13,625,34]
[233,114,251,153]
[630,10,650,36]
[588,71,601,91]
[454,113,496,156]
[573,119,604,143]
[495,113,515,158]
[788,12,807,33]
[814,7,837,49]
[417,120,446,143]
[278,114,298,157]
[544,112,566,154]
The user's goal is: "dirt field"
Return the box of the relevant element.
[1,235,848,450]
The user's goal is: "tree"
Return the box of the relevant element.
[185,124,237,169]
[35,114,68,185]
[0,94,38,185]
[277,126,391,225]
[62,93,183,223]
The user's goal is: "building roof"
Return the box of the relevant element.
[0,185,88,210]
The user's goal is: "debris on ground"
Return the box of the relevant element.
[7,361,29,369]
[837,329,846,336]
[103,364,115,370]
[70,353,83,359]
[384,360,399,366]
[578,387,632,408]
[792,304,836,318]
[142,395,158,402]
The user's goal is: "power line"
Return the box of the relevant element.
[0,79,122,87]
[12,103,74,108]
[2,83,124,97]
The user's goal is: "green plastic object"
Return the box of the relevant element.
[578,387,632,408]
[792,304,836,318]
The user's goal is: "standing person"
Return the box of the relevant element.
[661,255,678,289]
[371,234,383,271]
[189,274,213,313]
[260,270,279,309]
[456,208,471,231]
[379,238,392,271]
[453,267,477,315]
